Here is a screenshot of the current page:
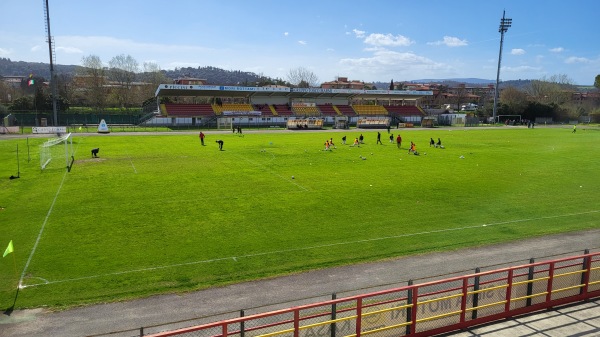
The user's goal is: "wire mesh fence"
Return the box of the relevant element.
[91,250,600,337]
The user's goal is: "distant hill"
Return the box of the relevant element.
[409,78,495,85]
[0,58,280,86]
[0,58,77,79]
[373,79,535,91]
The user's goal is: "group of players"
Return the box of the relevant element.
[324,132,442,155]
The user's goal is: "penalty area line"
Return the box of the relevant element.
[21,209,599,288]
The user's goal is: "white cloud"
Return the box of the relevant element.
[511,48,526,55]
[363,33,413,47]
[284,32,289,37]
[166,61,204,69]
[30,45,42,52]
[549,47,564,53]
[298,40,307,45]
[427,36,468,47]
[502,65,543,73]
[339,49,447,78]
[565,56,590,64]
[56,46,84,54]
[352,29,366,38]
[0,47,13,56]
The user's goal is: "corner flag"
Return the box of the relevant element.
[3,240,13,257]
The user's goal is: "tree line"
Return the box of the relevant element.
[498,74,600,122]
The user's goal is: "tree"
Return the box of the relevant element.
[139,62,168,102]
[9,96,32,111]
[452,84,469,111]
[594,74,600,91]
[499,86,528,115]
[109,54,139,110]
[286,67,319,88]
[79,55,107,110]
[56,73,75,105]
[526,74,574,106]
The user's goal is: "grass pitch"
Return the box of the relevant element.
[0,126,599,309]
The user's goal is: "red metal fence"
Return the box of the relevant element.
[146,252,600,337]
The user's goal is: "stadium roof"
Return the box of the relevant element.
[155,84,433,101]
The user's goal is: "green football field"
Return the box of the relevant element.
[0,126,599,309]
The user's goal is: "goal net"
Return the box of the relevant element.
[40,133,75,171]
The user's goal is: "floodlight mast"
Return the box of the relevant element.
[44,0,58,126]
[492,10,512,123]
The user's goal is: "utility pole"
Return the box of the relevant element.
[492,10,512,123]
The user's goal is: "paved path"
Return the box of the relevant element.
[1,229,599,337]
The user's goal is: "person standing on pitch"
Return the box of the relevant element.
[216,139,224,150]
[377,132,383,145]
[199,131,205,146]
[396,134,402,148]
[342,135,347,145]
[359,134,364,144]
[389,134,394,143]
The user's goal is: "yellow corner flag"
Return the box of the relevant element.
[3,240,13,257]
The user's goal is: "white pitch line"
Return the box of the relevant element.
[19,168,69,288]
[126,151,138,173]
[21,209,599,288]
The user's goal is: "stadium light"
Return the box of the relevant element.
[492,10,512,123]
[44,0,58,126]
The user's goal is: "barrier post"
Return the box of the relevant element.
[355,298,362,337]
[294,309,300,337]
[140,327,144,336]
[526,258,535,307]
[546,262,555,303]
[410,283,418,335]
[472,268,480,319]
[330,293,337,337]
[406,280,413,335]
[460,278,468,323]
[581,249,590,296]
[240,310,245,337]
[504,269,514,312]
[222,321,228,337]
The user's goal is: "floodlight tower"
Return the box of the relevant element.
[492,10,512,123]
[44,0,58,126]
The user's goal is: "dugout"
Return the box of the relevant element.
[287,118,324,130]
[421,116,436,128]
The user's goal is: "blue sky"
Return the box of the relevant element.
[1,0,598,85]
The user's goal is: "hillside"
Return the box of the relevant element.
[0,58,278,86]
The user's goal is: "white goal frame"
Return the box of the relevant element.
[40,133,74,171]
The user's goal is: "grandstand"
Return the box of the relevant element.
[316,104,339,116]
[353,104,388,116]
[162,103,215,117]
[150,85,432,128]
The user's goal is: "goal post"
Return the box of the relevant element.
[40,133,75,171]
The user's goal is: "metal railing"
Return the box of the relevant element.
[139,251,600,337]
